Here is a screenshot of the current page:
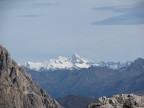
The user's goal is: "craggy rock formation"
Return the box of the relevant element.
[0,45,62,108]
[88,94,144,108]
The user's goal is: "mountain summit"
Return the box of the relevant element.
[0,45,62,108]
[71,54,85,64]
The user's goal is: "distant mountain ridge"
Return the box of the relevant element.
[25,54,131,71]
[25,58,144,98]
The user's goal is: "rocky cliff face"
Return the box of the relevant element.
[0,45,62,108]
[88,94,144,108]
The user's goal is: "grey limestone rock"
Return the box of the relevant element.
[88,94,144,108]
[0,45,62,108]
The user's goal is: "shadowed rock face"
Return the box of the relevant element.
[88,94,144,108]
[0,45,62,108]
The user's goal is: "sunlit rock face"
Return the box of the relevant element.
[88,94,144,108]
[0,45,62,108]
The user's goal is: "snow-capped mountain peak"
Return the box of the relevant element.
[71,54,87,64]
[70,54,90,68]
[25,54,91,71]
[25,62,44,71]
[25,54,132,71]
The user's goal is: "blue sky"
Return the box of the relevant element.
[0,0,144,63]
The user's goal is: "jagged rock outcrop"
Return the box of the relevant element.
[0,45,62,108]
[88,94,144,108]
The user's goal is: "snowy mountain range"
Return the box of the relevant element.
[25,54,131,71]
[25,58,144,98]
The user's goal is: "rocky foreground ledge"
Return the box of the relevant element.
[88,94,144,108]
[0,45,62,108]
